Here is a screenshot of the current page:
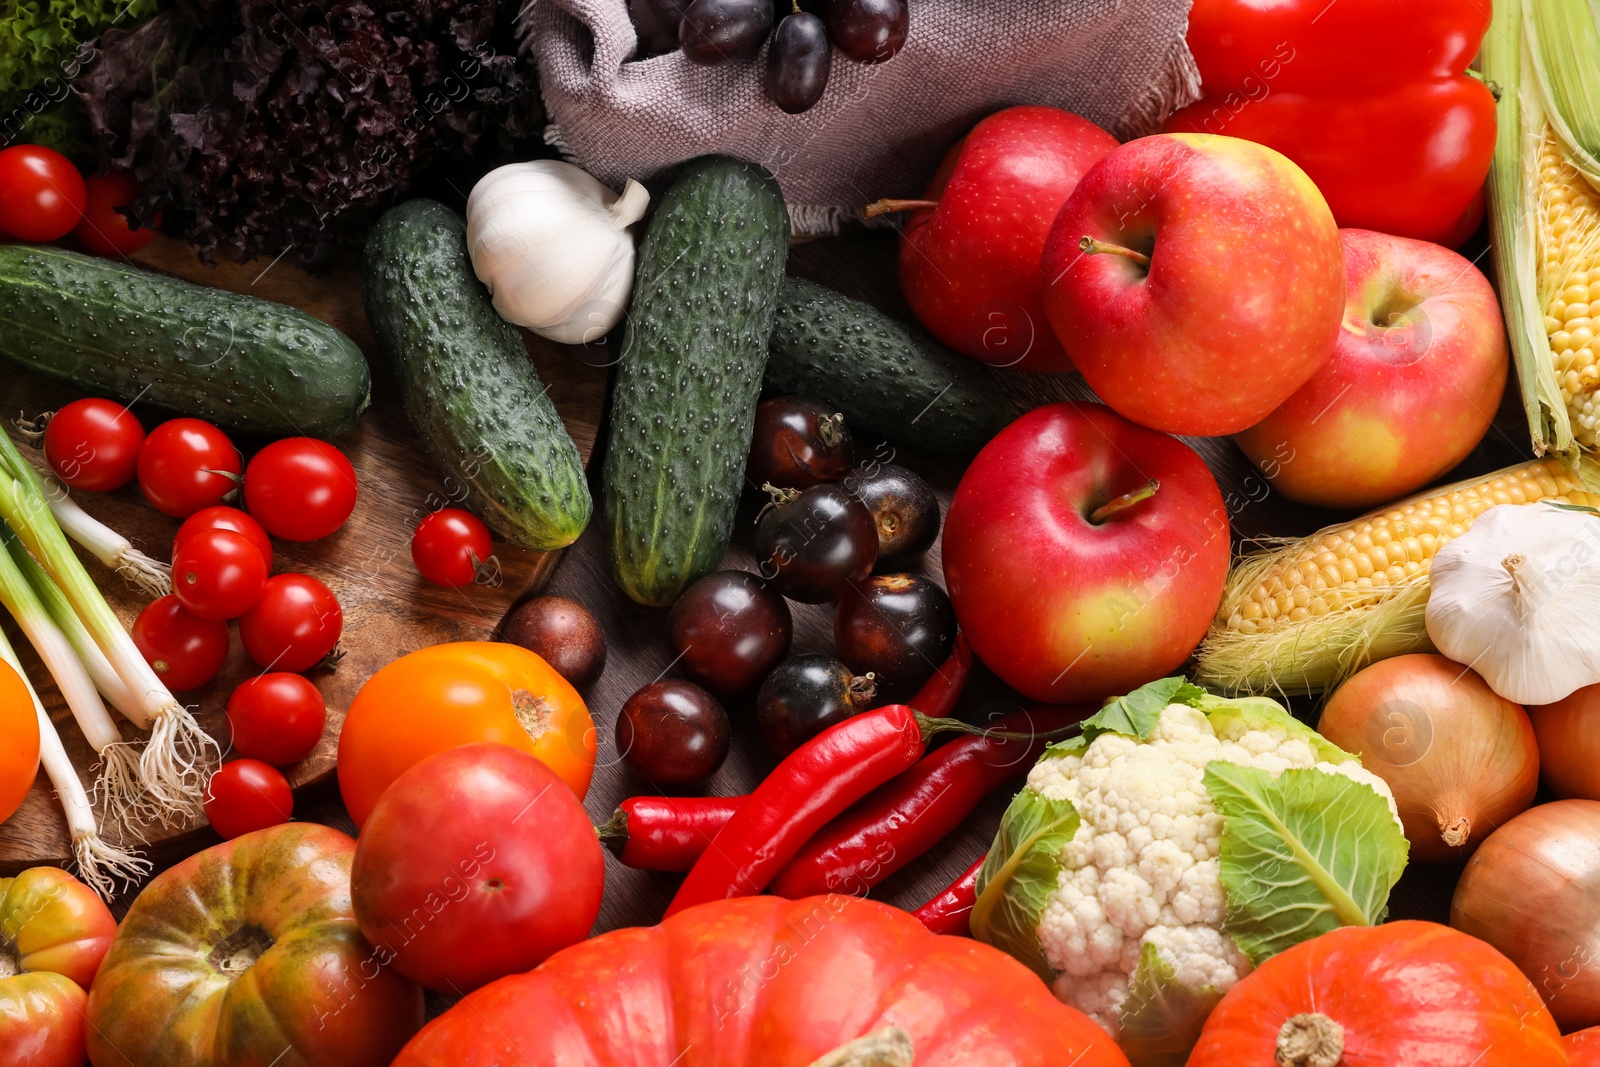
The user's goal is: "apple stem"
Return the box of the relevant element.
[1089,480,1160,524]
[863,199,939,219]
[1079,236,1152,268]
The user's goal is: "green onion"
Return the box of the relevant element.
[0,625,149,900]
[32,469,171,598]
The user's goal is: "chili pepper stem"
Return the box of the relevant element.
[595,809,628,840]
[913,711,1080,746]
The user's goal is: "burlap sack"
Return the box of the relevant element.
[518,0,1200,234]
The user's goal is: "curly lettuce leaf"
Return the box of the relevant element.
[1195,693,1355,765]
[1204,762,1409,966]
[1116,942,1225,1067]
[970,789,1080,982]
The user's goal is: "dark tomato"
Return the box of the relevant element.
[834,573,956,699]
[41,398,144,493]
[629,0,690,54]
[754,483,878,603]
[239,573,342,672]
[131,595,230,692]
[411,508,493,588]
[171,528,268,621]
[845,462,941,565]
[136,418,240,519]
[74,171,160,257]
[498,596,607,692]
[204,759,294,840]
[825,0,907,61]
[766,9,832,113]
[680,0,773,63]
[747,396,854,489]
[755,653,876,756]
[615,680,731,786]
[0,145,86,243]
[226,673,327,766]
[174,506,273,572]
[243,438,357,542]
[667,570,791,697]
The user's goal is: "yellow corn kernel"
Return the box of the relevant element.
[1538,129,1600,448]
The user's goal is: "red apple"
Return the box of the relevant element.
[942,402,1230,703]
[1040,133,1345,435]
[1234,228,1508,509]
[879,105,1118,373]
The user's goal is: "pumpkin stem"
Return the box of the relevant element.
[1276,1013,1344,1067]
[807,1027,915,1067]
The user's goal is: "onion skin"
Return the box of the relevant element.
[1451,799,1600,1032]
[1531,683,1600,800]
[1317,654,1538,863]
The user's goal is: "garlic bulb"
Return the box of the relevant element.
[1425,502,1600,704]
[466,161,650,345]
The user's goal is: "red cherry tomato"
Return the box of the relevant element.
[136,418,240,518]
[243,438,357,542]
[74,171,161,257]
[41,398,145,492]
[411,508,493,587]
[131,595,229,691]
[226,673,327,766]
[239,573,342,672]
[171,529,267,621]
[173,506,273,572]
[0,145,86,242]
[203,759,293,840]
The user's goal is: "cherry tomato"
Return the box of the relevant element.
[411,508,492,587]
[239,573,342,672]
[171,528,267,621]
[131,595,230,691]
[41,398,145,492]
[226,673,327,766]
[74,171,160,257]
[203,759,293,840]
[136,418,240,518]
[173,506,273,571]
[243,438,357,542]
[0,145,86,243]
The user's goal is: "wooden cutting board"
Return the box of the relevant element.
[0,235,609,872]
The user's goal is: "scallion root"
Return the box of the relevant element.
[95,741,156,839]
[71,830,151,902]
[140,704,220,822]
[113,549,173,598]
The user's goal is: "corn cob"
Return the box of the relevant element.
[1196,458,1600,695]
[1539,130,1600,446]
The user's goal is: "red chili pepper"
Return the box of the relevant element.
[769,704,1087,899]
[913,856,983,937]
[909,631,972,719]
[596,796,744,872]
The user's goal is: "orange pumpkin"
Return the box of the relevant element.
[395,895,1128,1067]
[0,658,39,825]
[1188,921,1565,1067]
[1569,1028,1600,1067]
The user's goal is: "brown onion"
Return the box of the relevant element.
[1531,682,1600,800]
[1317,653,1539,863]
[1451,799,1600,1031]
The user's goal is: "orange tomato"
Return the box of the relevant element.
[0,659,40,825]
[338,642,595,828]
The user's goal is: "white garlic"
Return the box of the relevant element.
[1425,502,1600,705]
[465,161,650,345]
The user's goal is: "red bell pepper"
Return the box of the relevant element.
[1163,0,1496,246]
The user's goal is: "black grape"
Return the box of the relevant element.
[680,0,775,65]
[766,8,832,113]
[825,0,908,62]
[629,0,691,56]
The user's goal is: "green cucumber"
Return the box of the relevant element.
[0,244,370,437]
[767,276,1014,453]
[362,199,591,551]
[603,156,790,607]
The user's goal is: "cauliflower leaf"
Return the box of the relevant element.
[970,788,1079,983]
[1117,942,1226,1067]
[1205,762,1409,965]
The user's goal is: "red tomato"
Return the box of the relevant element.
[239,573,342,672]
[411,508,493,587]
[173,506,273,571]
[204,760,293,839]
[137,418,240,518]
[41,398,144,493]
[171,528,267,621]
[0,145,86,243]
[226,674,327,766]
[131,596,229,691]
[351,743,604,993]
[243,438,357,542]
[74,172,160,257]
